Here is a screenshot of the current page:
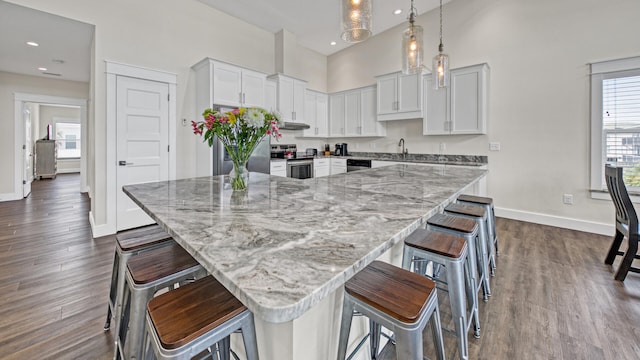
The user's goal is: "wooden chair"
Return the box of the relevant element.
[604,165,640,281]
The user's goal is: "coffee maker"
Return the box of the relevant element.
[334,143,349,156]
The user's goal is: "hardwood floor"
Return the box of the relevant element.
[1,174,639,359]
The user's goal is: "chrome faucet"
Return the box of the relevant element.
[398,138,408,160]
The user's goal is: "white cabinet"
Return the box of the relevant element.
[330,158,347,174]
[264,79,277,112]
[270,160,287,177]
[330,86,386,138]
[303,90,329,137]
[193,58,266,109]
[313,158,330,177]
[376,71,423,121]
[329,93,345,137]
[423,63,489,135]
[268,74,307,123]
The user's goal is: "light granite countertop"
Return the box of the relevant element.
[123,164,486,323]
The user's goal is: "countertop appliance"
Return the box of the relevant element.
[335,143,349,156]
[212,106,270,176]
[346,159,371,172]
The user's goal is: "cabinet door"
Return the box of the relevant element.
[264,79,277,113]
[315,93,329,137]
[397,73,422,113]
[293,80,306,123]
[329,93,345,137]
[344,90,361,136]
[376,74,397,115]
[241,69,265,108]
[360,86,384,136]
[213,62,242,107]
[278,76,295,122]
[450,65,487,134]
[423,76,449,135]
[303,91,317,137]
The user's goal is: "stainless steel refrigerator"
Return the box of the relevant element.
[211,106,270,176]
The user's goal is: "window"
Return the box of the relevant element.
[591,56,640,195]
[54,121,81,158]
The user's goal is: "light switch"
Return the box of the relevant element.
[489,142,501,151]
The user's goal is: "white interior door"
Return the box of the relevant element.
[23,106,33,198]
[116,76,169,231]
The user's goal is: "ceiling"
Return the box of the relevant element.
[0,0,447,83]
[0,1,93,83]
[198,0,447,55]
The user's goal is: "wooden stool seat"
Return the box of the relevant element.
[147,276,246,350]
[117,225,172,252]
[444,203,486,219]
[457,194,493,206]
[345,260,436,323]
[405,229,467,258]
[127,242,201,285]
[427,213,477,234]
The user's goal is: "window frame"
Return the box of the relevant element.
[590,56,640,199]
[52,117,81,160]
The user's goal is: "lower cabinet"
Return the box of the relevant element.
[330,158,347,175]
[314,158,330,177]
[270,160,287,177]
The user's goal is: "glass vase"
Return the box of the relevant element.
[230,162,249,191]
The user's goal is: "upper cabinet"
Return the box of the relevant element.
[329,86,386,138]
[376,71,423,121]
[423,63,489,135]
[193,58,266,109]
[268,74,307,123]
[303,90,329,137]
[264,79,277,113]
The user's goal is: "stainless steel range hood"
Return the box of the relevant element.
[279,122,310,130]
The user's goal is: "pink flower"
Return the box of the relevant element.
[232,109,240,115]
[266,130,271,135]
[191,120,203,135]
[219,116,229,124]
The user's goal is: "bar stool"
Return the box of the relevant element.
[104,224,173,331]
[337,261,446,360]
[143,275,259,360]
[427,213,489,302]
[444,203,492,298]
[403,229,479,360]
[115,242,208,360]
[457,194,498,274]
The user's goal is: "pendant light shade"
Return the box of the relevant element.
[432,0,450,88]
[341,0,372,43]
[402,0,424,74]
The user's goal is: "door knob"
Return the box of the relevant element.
[119,161,133,166]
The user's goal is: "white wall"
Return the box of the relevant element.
[0,71,88,195]
[320,0,640,232]
[7,0,327,233]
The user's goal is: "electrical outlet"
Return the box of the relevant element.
[489,142,501,151]
[563,194,573,205]
[439,142,446,152]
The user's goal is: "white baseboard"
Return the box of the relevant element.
[57,168,80,174]
[89,211,116,238]
[0,192,21,202]
[495,207,613,236]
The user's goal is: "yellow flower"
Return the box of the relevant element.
[228,113,237,125]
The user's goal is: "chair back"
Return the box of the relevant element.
[605,165,638,232]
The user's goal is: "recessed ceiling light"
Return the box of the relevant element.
[330,41,337,46]
[27,41,39,47]
[38,67,47,71]
[394,9,402,15]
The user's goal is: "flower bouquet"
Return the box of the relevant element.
[192,107,282,191]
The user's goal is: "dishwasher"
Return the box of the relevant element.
[346,159,372,172]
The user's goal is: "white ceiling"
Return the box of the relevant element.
[0,1,93,83]
[0,0,447,83]
[198,0,447,55]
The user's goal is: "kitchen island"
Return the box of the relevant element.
[123,164,487,360]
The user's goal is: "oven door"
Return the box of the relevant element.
[287,160,313,179]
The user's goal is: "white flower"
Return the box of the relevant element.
[245,108,264,128]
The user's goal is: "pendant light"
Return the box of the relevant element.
[432,0,450,88]
[341,0,372,43]
[402,0,424,74]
